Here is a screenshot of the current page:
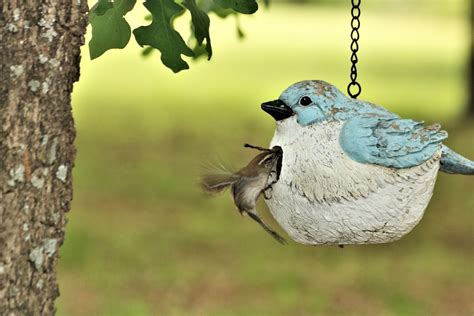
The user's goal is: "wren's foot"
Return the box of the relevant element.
[263,171,279,200]
[263,187,273,200]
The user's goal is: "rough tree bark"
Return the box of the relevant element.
[469,0,473,116]
[0,1,87,315]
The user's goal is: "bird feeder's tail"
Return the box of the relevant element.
[440,145,474,175]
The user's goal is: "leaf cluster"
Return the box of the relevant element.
[89,0,261,72]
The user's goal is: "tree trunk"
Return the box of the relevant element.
[0,1,87,315]
[469,0,473,116]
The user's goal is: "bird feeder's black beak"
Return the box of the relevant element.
[261,100,294,121]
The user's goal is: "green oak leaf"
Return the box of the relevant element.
[93,0,113,16]
[213,0,258,14]
[133,0,194,73]
[89,0,137,59]
[183,0,212,60]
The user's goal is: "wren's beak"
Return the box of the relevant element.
[261,100,294,121]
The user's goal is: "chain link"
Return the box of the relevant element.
[347,0,361,98]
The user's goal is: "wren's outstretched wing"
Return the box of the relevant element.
[340,115,448,169]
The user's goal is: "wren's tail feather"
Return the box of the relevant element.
[440,145,474,175]
[246,212,287,245]
[201,172,238,194]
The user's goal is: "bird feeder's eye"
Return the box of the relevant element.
[299,96,312,106]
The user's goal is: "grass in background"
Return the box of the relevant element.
[57,3,473,316]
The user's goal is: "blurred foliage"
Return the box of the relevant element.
[89,0,469,72]
[59,1,473,315]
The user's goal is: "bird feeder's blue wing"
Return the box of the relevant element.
[339,115,448,168]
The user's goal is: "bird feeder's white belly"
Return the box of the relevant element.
[266,118,440,245]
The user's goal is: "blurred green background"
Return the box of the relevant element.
[57,1,473,315]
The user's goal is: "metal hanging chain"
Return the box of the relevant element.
[348,0,362,99]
